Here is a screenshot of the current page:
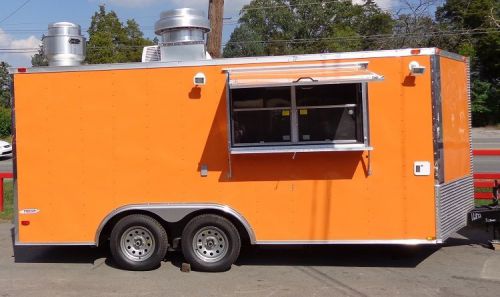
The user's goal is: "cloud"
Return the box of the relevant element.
[0,28,41,67]
[101,0,165,8]
[352,0,397,9]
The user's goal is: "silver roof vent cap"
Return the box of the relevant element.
[154,8,210,35]
[47,22,82,36]
[43,22,86,67]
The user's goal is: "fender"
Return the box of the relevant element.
[95,203,256,245]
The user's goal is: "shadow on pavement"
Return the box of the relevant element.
[452,225,494,248]
[10,225,493,269]
[11,227,107,264]
[0,155,12,160]
[234,244,439,268]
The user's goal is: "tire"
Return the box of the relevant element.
[181,214,241,272]
[110,214,168,271]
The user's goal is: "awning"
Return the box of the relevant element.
[225,62,384,89]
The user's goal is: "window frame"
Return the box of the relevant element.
[225,63,379,154]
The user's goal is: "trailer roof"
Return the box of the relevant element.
[9,48,465,74]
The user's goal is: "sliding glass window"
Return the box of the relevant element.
[230,83,364,147]
[231,87,292,145]
[295,84,363,143]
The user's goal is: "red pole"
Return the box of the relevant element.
[0,177,4,212]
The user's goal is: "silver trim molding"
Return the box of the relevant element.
[437,50,465,62]
[230,145,372,154]
[431,54,445,185]
[95,203,257,245]
[15,242,95,246]
[10,48,444,74]
[10,74,19,244]
[256,239,440,245]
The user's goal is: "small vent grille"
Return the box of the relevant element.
[141,46,161,62]
[437,176,474,241]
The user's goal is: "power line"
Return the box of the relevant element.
[222,28,500,46]
[0,0,33,25]
[1,28,498,54]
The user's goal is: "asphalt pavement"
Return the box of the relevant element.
[1,223,500,297]
[0,129,499,296]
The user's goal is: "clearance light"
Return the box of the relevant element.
[17,68,27,73]
[21,220,30,226]
[409,61,426,76]
[410,49,421,55]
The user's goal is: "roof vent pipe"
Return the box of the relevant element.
[153,8,211,62]
[42,22,86,66]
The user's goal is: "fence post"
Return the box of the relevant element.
[0,177,4,212]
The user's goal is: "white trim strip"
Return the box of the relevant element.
[223,61,369,73]
[15,241,95,246]
[256,239,441,245]
[10,48,441,74]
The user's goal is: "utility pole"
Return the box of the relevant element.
[207,0,224,58]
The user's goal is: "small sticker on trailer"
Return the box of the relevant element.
[19,209,40,215]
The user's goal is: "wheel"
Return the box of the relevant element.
[181,214,241,272]
[110,214,168,271]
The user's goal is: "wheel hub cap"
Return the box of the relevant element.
[120,226,156,262]
[192,226,229,263]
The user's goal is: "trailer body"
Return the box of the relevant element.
[11,48,473,246]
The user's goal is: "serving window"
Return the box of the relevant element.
[225,62,383,154]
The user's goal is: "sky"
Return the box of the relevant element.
[0,0,398,67]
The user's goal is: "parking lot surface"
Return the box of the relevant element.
[1,222,500,297]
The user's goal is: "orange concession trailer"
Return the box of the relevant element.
[10,48,474,271]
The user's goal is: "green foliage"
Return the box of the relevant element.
[86,5,153,64]
[0,107,11,138]
[0,62,11,108]
[0,180,14,221]
[31,44,49,67]
[223,0,393,57]
[471,80,500,126]
[0,63,12,138]
[223,26,266,58]
[436,0,499,125]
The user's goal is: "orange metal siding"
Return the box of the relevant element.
[14,56,437,244]
[440,57,471,182]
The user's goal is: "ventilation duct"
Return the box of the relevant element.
[42,22,86,66]
[143,8,211,62]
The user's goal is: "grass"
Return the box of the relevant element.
[0,135,12,143]
[476,199,496,207]
[475,187,497,206]
[0,180,13,221]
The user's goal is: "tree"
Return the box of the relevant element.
[86,5,153,64]
[387,1,442,48]
[31,44,49,67]
[223,0,393,58]
[0,62,11,108]
[0,62,12,137]
[436,0,500,125]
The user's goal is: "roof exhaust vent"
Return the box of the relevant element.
[144,8,211,62]
[42,22,86,66]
